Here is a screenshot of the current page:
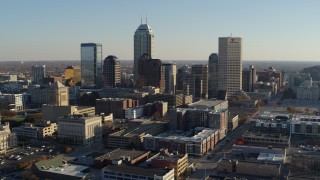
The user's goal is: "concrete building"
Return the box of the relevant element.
[12,121,57,139]
[228,115,239,131]
[242,131,290,148]
[81,43,103,88]
[134,23,155,78]
[218,37,242,99]
[217,158,281,178]
[31,65,46,84]
[208,53,219,99]
[296,74,319,100]
[58,114,102,145]
[108,121,168,148]
[125,106,144,119]
[0,122,17,154]
[64,66,81,86]
[42,104,95,122]
[162,63,177,94]
[94,149,150,168]
[242,65,256,92]
[177,65,196,99]
[145,93,192,108]
[0,93,23,111]
[144,128,219,156]
[31,82,69,106]
[152,150,188,179]
[138,54,164,92]
[103,55,121,88]
[257,67,283,90]
[95,98,139,119]
[102,165,174,180]
[192,64,208,100]
[188,99,228,112]
[32,155,90,180]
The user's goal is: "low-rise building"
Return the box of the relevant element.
[102,165,175,180]
[242,131,290,148]
[94,149,150,168]
[95,98,139,119]
[228,115,239,131]
[0,93,23,111]
[12,121,57,139]
[58,114,102,145]
[188,99,228,112]
[125,106,144,119]
[32,155,90,180]
[144,128,219,156]
[108,121,168,149]
[0,122,17,154]
[152,150,188,179]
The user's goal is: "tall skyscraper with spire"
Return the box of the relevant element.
[217,37,242,98]
[134,21,155,78]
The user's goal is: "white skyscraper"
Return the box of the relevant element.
[134,23,155,77]
[218,37,242,98]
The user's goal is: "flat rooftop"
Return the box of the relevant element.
[103,165,171,177]
[96,149,149,161]
[34,155,89,178]
[188,99,227,109]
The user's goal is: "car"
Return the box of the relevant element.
[0,161,4,165]
[16,158,22,161]
[41,145,46,148]
[29,152,34,155]
[8,155,15,159]
[35,149,39,152]
[26,146,31,149]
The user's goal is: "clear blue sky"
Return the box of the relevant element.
[0,0,319,61]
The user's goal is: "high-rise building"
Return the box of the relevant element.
[176,65,196,99]
[65,66,81,86]
[242,65,256,92]
[218,37,242,98]
[162,63,177,94]
[134,23,155,78]
[138,54,164,91]
[208,53,219,99]
[31,65,46,84]
[103,55,121,88]
[30,82,69,106]
[81,43,103,88]
[192,64,208,100]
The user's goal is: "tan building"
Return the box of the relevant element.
[152,150,188,179]
[58,114,102,145]
[12,121,57,139]
[65,66,81,86]
[31,82,69,106]
[95,98,139,119]
[42,104,95,122]
[218,37,242,99]
[0,122,17,154]
[108,121,168,148]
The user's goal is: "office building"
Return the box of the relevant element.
[31,82,69,106]
[103,55,121,88]
[138,54,164,91]
[81,43,103,88]
[242,65,256,92]
[0,122,17,154]
[162,63,177,94]
[218,37,242,98]
[58,114,102,145]
[12,121,57,139]
[208,53,219,99]
[65,66,81,86]
[0,93,23,111]
[102,165,174,180]
[257,67,283,89]
[42,105,95,122]
[95,98,139,119]
[31,65,46,84]
[192,64,208,100]
[134,23,155,78]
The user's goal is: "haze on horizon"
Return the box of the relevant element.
[0,0,319,61]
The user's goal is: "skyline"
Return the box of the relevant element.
[1,0,320,61]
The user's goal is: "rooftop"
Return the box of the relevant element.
[95,149,150,161]
[103,165,171,177]
[34,155,89,178]
[188,99,227,109]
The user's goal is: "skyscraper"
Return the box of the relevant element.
[218,37,242,98]
[31,65,46,84]
[192,64,208,100]
[138,54,163,91]
[65,66,81,86]
[162,63,177,94]
[208,53,219,99]
[242,65,256,92]
[103,55,121,88]
[81,43,103,88]
[134,23,155,78]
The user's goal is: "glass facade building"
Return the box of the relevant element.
[81,43,103,88]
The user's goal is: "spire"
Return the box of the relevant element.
[141,16,142,24]
[146,17,148,24]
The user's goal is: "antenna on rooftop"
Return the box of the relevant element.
[141,14,142,24]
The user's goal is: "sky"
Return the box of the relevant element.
[0,0,320,61]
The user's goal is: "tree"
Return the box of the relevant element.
[65,146,72,153]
